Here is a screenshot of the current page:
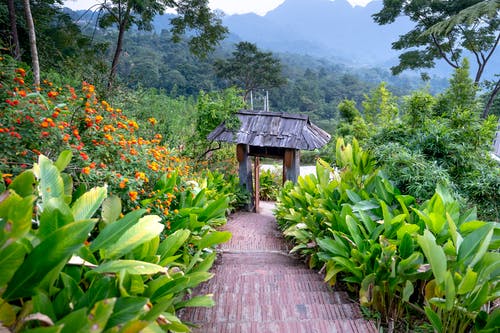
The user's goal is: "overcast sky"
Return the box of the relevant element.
[63,0,373,15]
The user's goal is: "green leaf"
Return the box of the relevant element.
[8,170,35,197]
[38,198,74,240]
[3,220,96,300]
[446,213,462,252]
[345,215,363,246]
[424,306,443,333]
[54,151,72,172]
[57,308,89,333]
[192,252,216,273]
[101,215,164,259]
[93,260,166,275]
[89,298,116,333]
[101,195,122,224]
[157,229,191,259]
[106,297,148,329]
[444,271,456,310]
[175,295,215,309]
[75,276,117,311]
[417,230,447,284]
[90,209,146,252]
[457,267,478,295]
[402,280,414,302]
[458,224,493,267]
[0,193,35,246]
[0,299,17,326]
[198,231,232,249]
[38,154,65,203]
[71,186,107,221]
[0,243,27,287]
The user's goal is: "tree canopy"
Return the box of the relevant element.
[214,42,286,101]
[96,0,227,88]
[373,0,499,116]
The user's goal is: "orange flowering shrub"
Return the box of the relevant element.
[0,58,193,212]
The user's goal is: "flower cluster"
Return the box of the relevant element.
[0,59,194,215]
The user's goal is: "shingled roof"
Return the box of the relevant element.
[207,110,331,150]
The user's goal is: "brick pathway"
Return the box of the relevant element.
[181,202,377,332]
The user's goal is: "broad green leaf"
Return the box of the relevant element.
[457,267,478,295]
[0,194,35,247]
[424,306,443,333]
[101,195,122,224]
[198,231,232,249]
[459,220,487,234]
[71,186,107,221]
[105,297,148,329]
[396,224,420,242]
[0,299,17,326]
[93,260,166,275]
[61,174,73,205]
[198,196,228,221]
[162,313,190,332]
[157,229,191,259]
[417,230,447,284]
[102,215,164,259]
[446,213,462,252]
[140,297,174,322]
[175,295,215,309]
[38,198,74,240]
[38,154,65,203]
[75,276,117,311]
[0,243,27,287]
[3,220,96,300]
[402,280,414,302]
[89,298,116,333]
[33,291,56,322]
[317,237,349,258]
[90,209,146,252]
[57,308,89,333]
[458,224,493,267]
[151,272,213,301]
[345,216,363,246]
[8,170,35,197]
[54,151,72,172]
[444,271,456,310]
[192,252,216,273]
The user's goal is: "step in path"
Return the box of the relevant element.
[180,202,377,333]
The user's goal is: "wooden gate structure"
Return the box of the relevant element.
[208,110,331,212]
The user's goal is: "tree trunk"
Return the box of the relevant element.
[107,4,131,89]
[7,0,21,60]
[23,0,40,85]
[483,79,500,118]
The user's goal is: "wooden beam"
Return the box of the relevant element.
[237,144,254,211]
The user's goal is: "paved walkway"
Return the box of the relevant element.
[181,202,377,332]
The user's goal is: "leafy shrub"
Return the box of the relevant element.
[259,168,281,201]
[276,138,500,332]
[0,152,230,331]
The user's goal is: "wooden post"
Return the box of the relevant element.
[254,157,260,213]
[237,144,254,211]
[284,149,300,183]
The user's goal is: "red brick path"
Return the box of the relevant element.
[180,202,377,332]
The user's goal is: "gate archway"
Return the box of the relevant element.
[208,110,331,212]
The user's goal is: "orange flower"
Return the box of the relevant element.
[148,117,157,125]
[18,90,27,97]
[82,166,91,175]
[129,191,138,201]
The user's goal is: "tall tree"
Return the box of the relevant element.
[23,0,40,85]
[96,0,227,89]
[7,0,21,60]
[373,0,499,117]
[214,42,286,101]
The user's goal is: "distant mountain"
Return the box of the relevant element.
[222,0,412,66]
